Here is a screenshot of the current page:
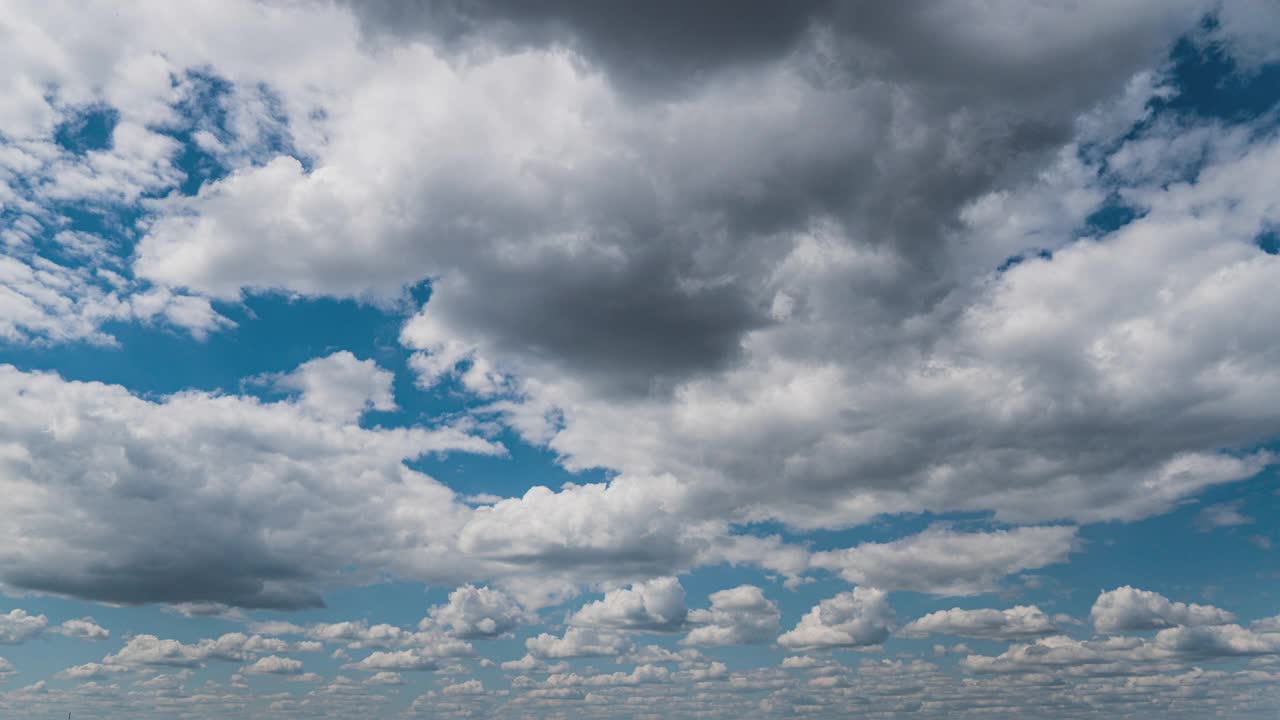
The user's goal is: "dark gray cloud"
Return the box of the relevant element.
[348,0,834,95]
[428,254,770,395]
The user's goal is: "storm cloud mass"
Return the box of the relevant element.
[1,0,1280,718]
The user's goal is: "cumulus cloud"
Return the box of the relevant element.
[0,610,46,645]
[682,585,780,646]
[441,678,485,695]
[568,577,688,632]
[346,649,442,673]
[365,671,403,685]
[58,662,126,679]
[900,606,1059,641]
[959,635,1150,675]
[0,362,501,608]
[424,585,529,639]
[810,526,1078,595]
[103,633,298,669]
[305,622,411,650]
[1090,586,1236,634]
[962,621,1280,676]
[525,628,633,659]
[267,351,396,423]
[777,588,894,651]
[241,655,304,675]
[53,618,109,641]
[1154,624,1280,657]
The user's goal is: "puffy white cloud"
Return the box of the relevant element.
[346,646,458,673]
[58,662,126,679]
[0,657,13,680]
[102,632,299,669]
[247,621,307,637]
[499,654,569,674]
[1090,586,1236,634]
[962,621,1280,676]
[0,362,501,608]
[53,617,109,641]
[525,628,633,659]
[777,588,895,651]
[900,606,1059,641]
[241,655,304,675]
[340,630,473,673]
[424,584,528,639]
[569,577,688,632]
[267,351,396,423]
[541,664,673,689]
[456,476,740,604]
[683,585,780,646]
[1154,624,1280,657]
[305,621,411,650]
[0,610,46,645]
[959,634,1162,675]
[0,254,231,345]
[441,678,485,695]
[619,645,704,665]
[365,671,403,685]
[810,526,1078,595]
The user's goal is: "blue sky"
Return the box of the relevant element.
[1,2,1280,718]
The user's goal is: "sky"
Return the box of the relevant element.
[1,1,1280,718]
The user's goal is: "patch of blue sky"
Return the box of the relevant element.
[53,104,119,155]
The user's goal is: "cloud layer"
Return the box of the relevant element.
[1,0,1280,718]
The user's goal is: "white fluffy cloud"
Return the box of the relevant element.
[1154,624,1280,656]
[1090,586,1237,634]
[777,588,895,651]
[0,610,46,645]
[346,649,441,673]
[810,526,1078,595]
[683,585,780,646]
[424,585,528,639]
[53,618,109,641]
[900,606,1060,641]
[241,655,304,676]
[103,632,298,669]
[0,362,502,608]
[442,678,485,695]
[525,628,633,659]
[305,622,411,650]
[569,577,688,632]
[455,476,733,602]
[268,351,396,423]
